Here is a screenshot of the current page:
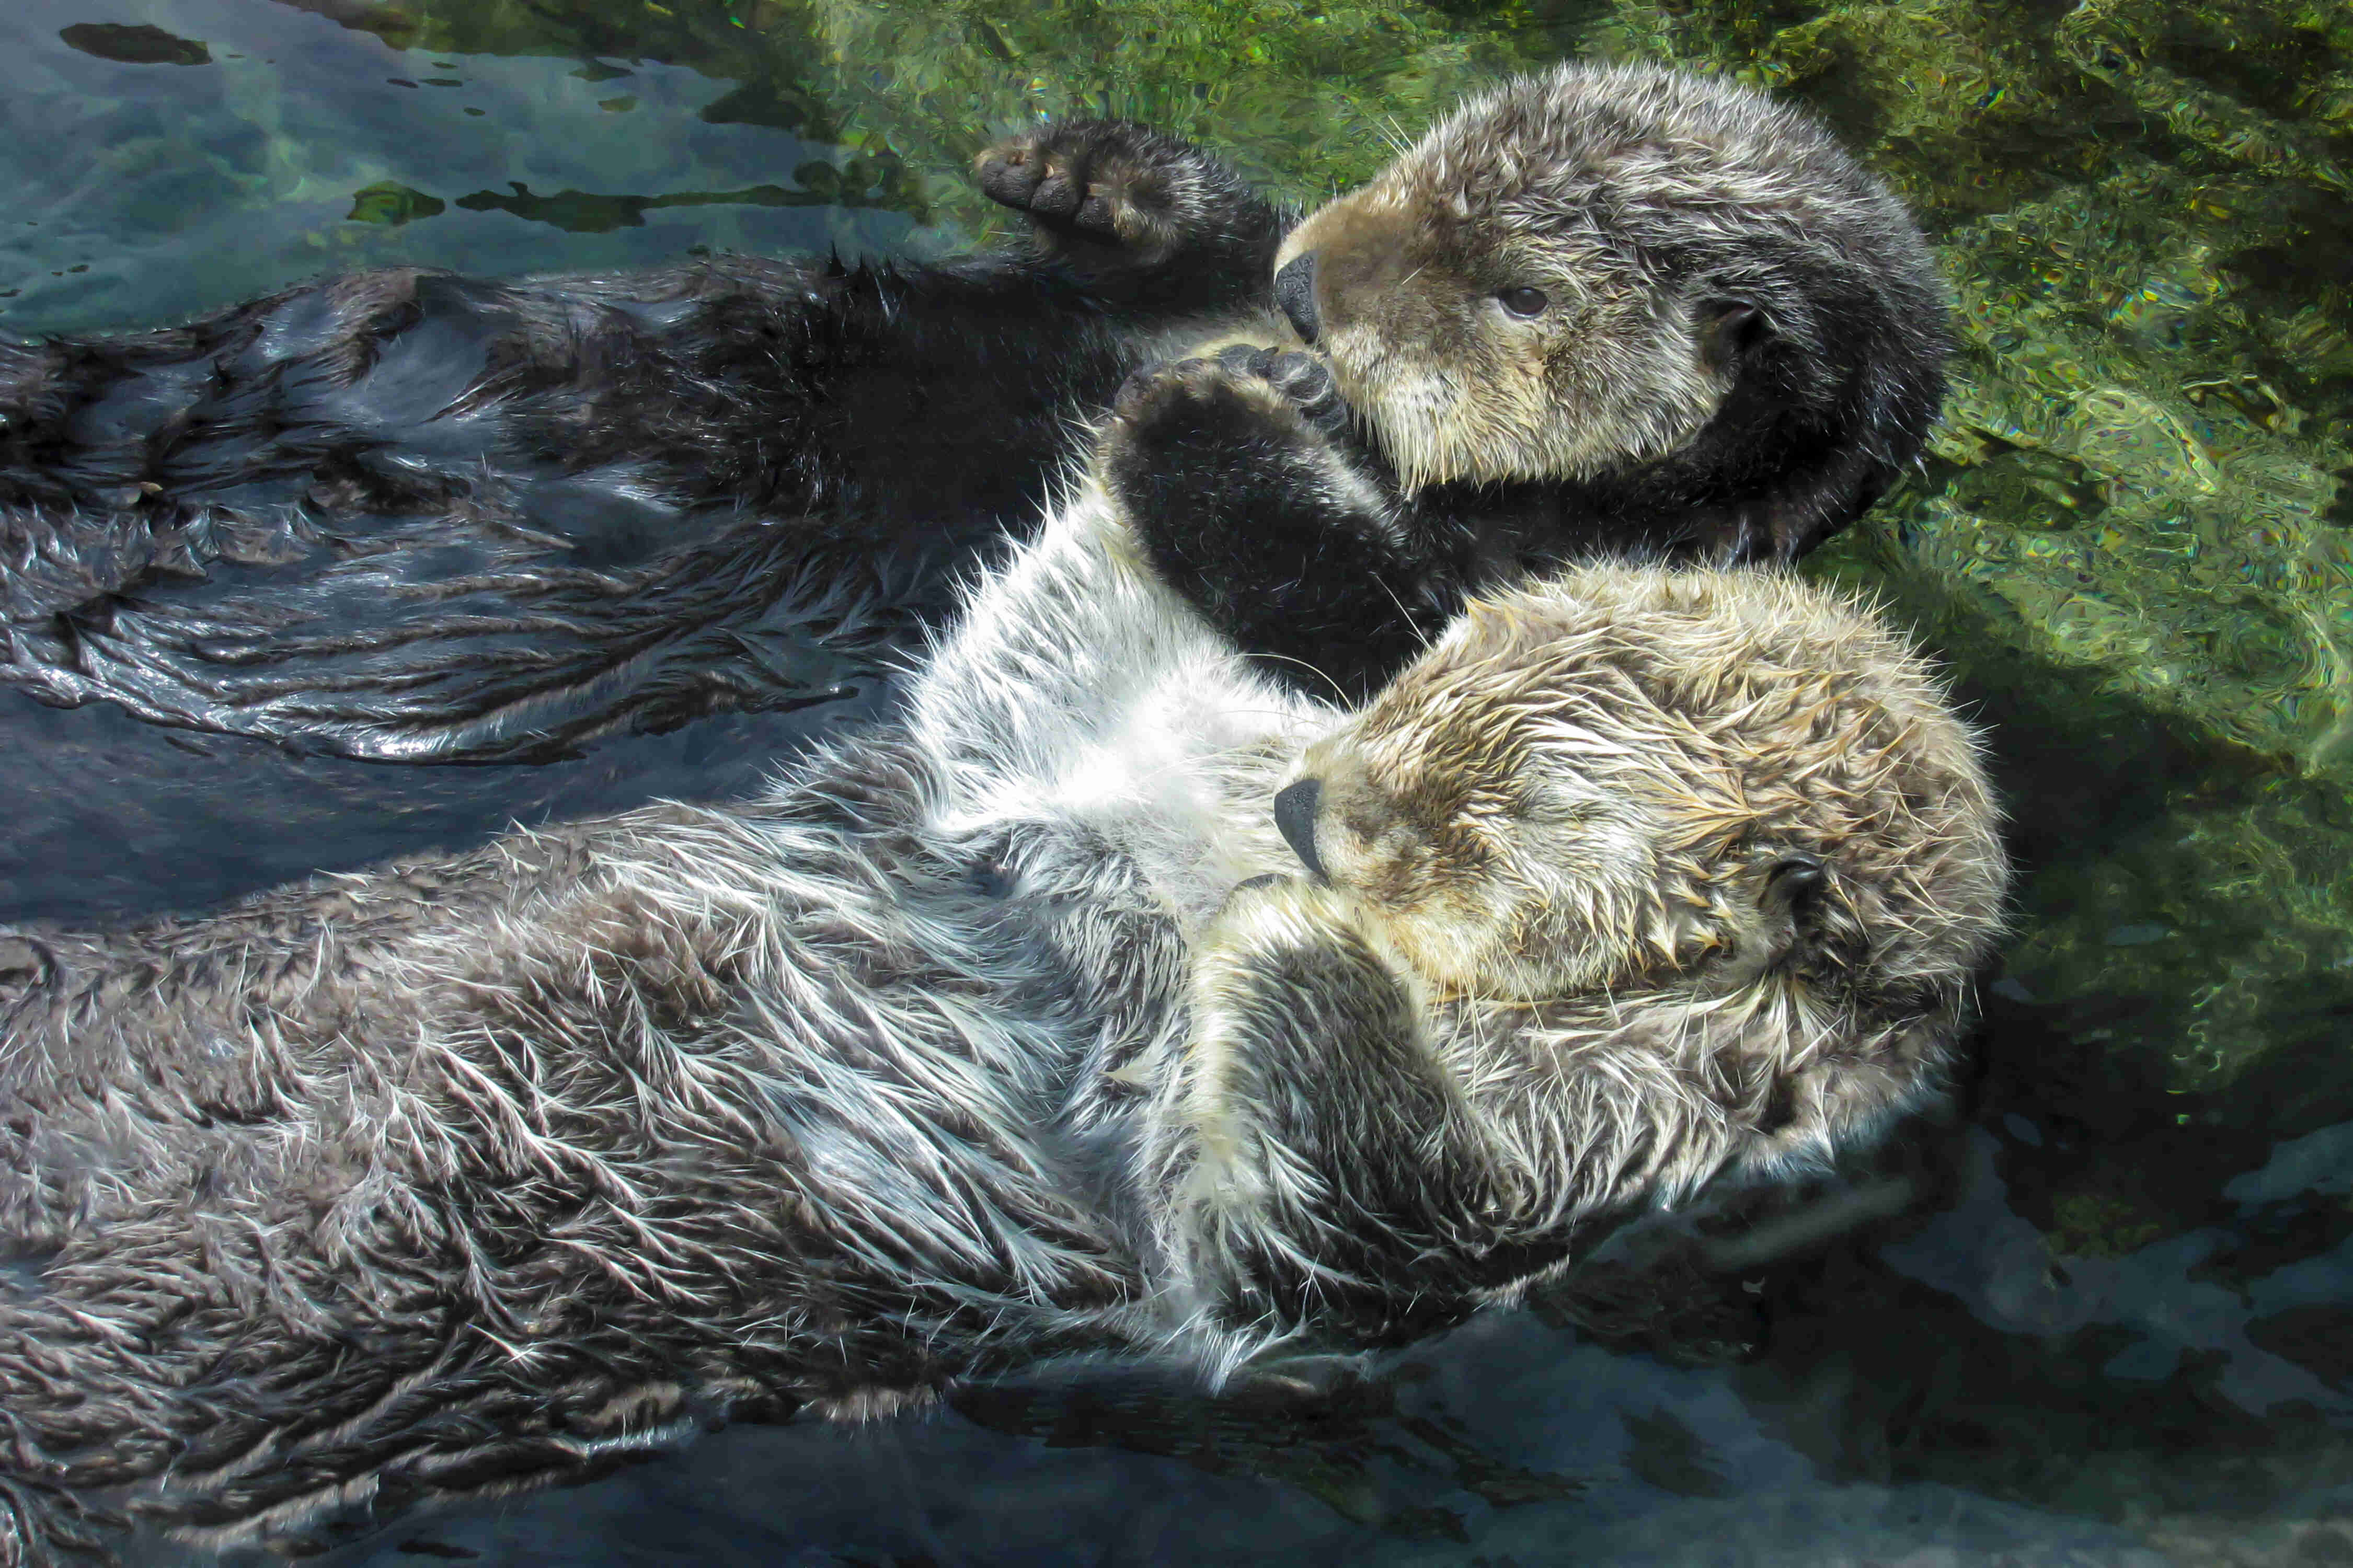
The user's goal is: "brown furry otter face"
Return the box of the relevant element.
[1150,565,2005,1338]
[1271,63,1948,497]
[1273,565,2006,1018]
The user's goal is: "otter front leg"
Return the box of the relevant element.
[1103,350,1447,702]
[977,122,1289,311]
[1145,878,1513,1345]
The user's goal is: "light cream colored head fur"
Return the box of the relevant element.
[1276,563,2006,1168]
[1273,63,1948,499]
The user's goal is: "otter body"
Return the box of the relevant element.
[0,351,2005,1559]
[0,121,1288,766]
[1,67,1946,777]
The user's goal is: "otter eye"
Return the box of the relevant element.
[1496,286,1548,318]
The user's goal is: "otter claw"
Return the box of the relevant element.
[1208,344,1349,436]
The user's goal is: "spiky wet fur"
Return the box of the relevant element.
[0,406,2004,1557]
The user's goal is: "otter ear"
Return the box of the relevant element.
[1718,851,1832,985]
[1700,298,1772,370]
[1751,852,1830,965]
[1760,853,1827,920]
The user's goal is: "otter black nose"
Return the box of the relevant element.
[1272,778,1326,880]
[1274,253,1319,346]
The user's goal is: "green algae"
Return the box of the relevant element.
[2047,1190,2171,1259]
[346,179,445,224]
[264,0,1540,224]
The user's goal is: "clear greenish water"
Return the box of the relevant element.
[7,0,2353,1562]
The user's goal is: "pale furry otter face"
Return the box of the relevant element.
[1272,63,1948,498]
[1274,565,2006,1025]
[1152,567,2005,1335]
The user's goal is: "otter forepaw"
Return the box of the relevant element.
[1103,352,1429,703]
[1108,351,1341,469]
[1155,872,1495,1340]
[1209,344,1351,440]
[975,121,1279,280]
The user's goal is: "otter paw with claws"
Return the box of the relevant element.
[1206,344,1351,441]
[1102,351,1434,704]
[1108,350,1352,468]
[975,121,1277,278]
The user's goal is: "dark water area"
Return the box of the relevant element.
[7,0,2353,1562]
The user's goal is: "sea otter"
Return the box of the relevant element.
[1119,63,1952,697]
[0,349,2005,1562]
[0,65,1944,769]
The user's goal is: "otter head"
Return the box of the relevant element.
[1272,564,2007,1171]
[1272,63,1950,559]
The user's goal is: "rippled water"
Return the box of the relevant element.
[7,0,2353,1562]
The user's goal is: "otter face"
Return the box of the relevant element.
[1275,178,1731,492]
[1270,566,2007,1025]
[1275,687,1668,1002]
[1271,63,1949,517]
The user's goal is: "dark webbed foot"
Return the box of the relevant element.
[974,121,1287,302]
[1103,348,1440,703]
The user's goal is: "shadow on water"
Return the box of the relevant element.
[7,0,2353,1560]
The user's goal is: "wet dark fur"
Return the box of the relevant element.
[0,122,1284,764]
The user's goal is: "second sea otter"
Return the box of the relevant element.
[0,358,2003,1562]
[1119,62,1950,697]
